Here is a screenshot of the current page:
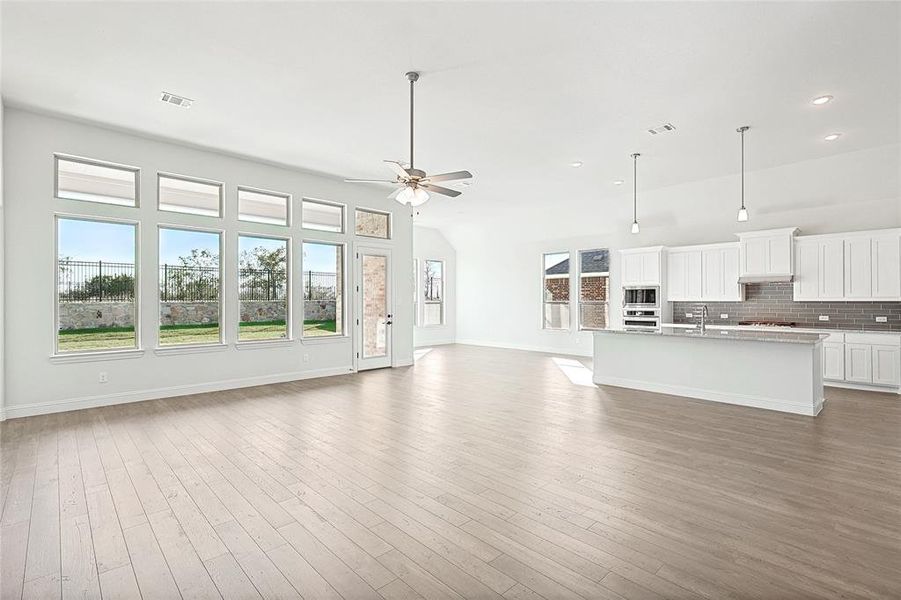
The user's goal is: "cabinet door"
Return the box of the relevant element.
[794,241,819,300]
[871,234,901,299]
[686,250,703,300]
[640,251,660,285]
[622,254,642,285]
[721,246,742,301]
[701,248,724,300]
[820,238,845,299]
[844,237,873,298]
[666,252,686,301]
[822,343,845,380]
[872,345,901,387]
[844,343,873,383]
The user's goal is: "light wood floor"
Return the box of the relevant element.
[2,344,899,600]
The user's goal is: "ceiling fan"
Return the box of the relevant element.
[344,71,472,207]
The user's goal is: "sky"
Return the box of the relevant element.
[59,218,341,273]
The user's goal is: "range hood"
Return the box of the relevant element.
[738,274,794,284]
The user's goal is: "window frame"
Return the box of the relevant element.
[354,207,392,240]
[413,258,420,327]
[54,153,141,208]
[237,185,292,227]
[300,238,347,341]
[156,224,225,349]
[53,213,142,357]
[301,197,345,234]
[577,248,610,331]
[422,259,445,327]
[236,232,293,344]
[542,251,572,331]
[157,171,224,218]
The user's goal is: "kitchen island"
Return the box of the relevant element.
[593,327,825,415]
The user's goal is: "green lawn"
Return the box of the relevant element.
[57,319,337,351]
[303,319,337,336]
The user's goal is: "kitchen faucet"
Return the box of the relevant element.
[700,305,709,333]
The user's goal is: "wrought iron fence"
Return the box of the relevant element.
[159,264,220,301]
[58,260,135,302]
[304,271,337,301]
[239,267,287,301]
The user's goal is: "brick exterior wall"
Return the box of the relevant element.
[544,278,569,301]
[580,276,607,302]
[673,282,901,331]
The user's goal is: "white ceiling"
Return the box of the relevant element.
[2,1,899,236]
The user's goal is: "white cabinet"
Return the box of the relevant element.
[871,234,901,298]
[666,244,741,302]
[794,238,844,300]
[872,345,901,387]
[666,249,701,301]
[844,343,872,383]
[822,342,845,380]
[843,232,901,300]
[737,228,798,280]
[621,247,663,286]
[701,244,742,301]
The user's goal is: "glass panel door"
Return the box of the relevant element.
[357,247,392,370]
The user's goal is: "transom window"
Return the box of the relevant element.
[158,173,223,217]
[302,199,344,233]
[355,208,390,239]
[55,154,139,207]
[238,187,290,226]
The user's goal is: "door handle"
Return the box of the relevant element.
[386,320,393,325]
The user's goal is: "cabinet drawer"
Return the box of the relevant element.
[845,333,901,346]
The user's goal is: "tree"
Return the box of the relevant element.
[239,246,287,300]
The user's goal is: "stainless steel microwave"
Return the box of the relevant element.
[623,286,659,307]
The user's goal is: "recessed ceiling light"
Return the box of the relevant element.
[824,133,842,141]
[613,180,624,186]
[812,95,833,106]
[570,161,583,168]
[160,91,193,109]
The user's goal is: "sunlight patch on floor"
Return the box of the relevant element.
[414,347,434,361]
[552,357,597,387]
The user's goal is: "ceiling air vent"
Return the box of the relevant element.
[160,91,193,109]
[647,123,676,135]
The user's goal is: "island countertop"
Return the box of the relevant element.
[595,326,825,345]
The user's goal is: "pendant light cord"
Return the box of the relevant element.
[737,126,749,210]
[631,153,640,223]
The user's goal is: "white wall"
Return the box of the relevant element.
[451,144,901,357]
[413,225,456,346]
[2,108,414,419]
[0,101,5,419]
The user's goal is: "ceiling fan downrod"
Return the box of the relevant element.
[406,71,419,173]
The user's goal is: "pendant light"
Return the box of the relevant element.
[630,153,641,234]
[736,126,750,222]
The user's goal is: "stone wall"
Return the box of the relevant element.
[59,300,336,329]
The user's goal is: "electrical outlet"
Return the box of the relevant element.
[685,312,693,318]
[720,313,728,319]
[818,315,830,321]
[98,372,108,384]
[875,316,888,323]
[302,353,310,363]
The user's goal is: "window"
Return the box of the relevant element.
[238,187,290,226]
[159,227,222,346]
[158,173,222,217]
[56,217,138,353]
[302,199,344,232]
[238,236,289,341]
[423,260,444,326]
[302,242,344,337]
[55,154,139,207]
[578,249,609,330]
[355,208,390,239]
[543,252,570,330]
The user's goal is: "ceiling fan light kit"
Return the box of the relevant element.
[344,71,473,207]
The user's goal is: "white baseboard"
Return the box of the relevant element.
[592,375,824,416]
[455,338,592,357]
[825,380,901,394]
[414,339,456,347]
[2,366,354,420]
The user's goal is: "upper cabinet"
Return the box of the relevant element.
[621,247,664,286]
[795,229,900,301]
[666,243,742,302]
[736,228,799,282]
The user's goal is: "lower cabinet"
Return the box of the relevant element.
[827,334,901,388]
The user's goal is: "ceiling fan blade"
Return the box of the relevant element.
[344,178,397,184]
[383,160,411,179]
[421,184,462,198]
[421,170,472,184]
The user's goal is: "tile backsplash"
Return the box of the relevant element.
[672,283,901,331]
